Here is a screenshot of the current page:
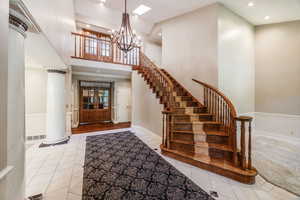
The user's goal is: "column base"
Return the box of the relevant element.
[39,136,70,148]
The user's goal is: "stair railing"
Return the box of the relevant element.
[139,53,175,148]
[192,79,253,170]
[71,32,140,66]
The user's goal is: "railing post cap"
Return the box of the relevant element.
[235,116,253,122]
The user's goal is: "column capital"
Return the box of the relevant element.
[9,0,41,36]
[9,9,29,36]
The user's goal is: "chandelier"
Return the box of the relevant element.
[111,0,139,54]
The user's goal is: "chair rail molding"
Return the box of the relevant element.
[254,112,300,138]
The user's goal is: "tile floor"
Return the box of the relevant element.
[25,128,300,200]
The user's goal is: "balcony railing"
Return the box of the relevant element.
[71,32,140,66]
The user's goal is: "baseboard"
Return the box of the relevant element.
[131,125,162,139]
[26,112,75,138]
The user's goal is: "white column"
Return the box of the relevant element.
[4,8,29,200]
[0,1,8,198]
[44,69,68,144]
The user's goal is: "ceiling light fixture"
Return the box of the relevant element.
[111,0,140,54]
[133,5,151,16]
[264,16,270,20]
[86,24,91,28]
[99,0,106,6]
[248,2,254,7]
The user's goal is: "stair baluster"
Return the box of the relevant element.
[193,79,239,167]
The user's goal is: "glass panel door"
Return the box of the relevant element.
[84,32,98,59]
[98,89,110,109]
[82,88,97,110]
[80,81,112,124]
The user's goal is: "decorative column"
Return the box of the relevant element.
[42,69,69,145]
[4,8,29,200]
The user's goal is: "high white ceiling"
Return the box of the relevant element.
[221,0,300,25]
[75,0,300,42]
[83,0,300,26]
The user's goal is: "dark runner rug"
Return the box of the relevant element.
[83,131,214,200]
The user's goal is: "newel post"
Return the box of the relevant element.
[235,116,253,170]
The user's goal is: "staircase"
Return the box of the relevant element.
[134,53,257,184]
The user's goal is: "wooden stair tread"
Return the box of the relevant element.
[171,139,233,152]
[171,113,212,117]
[161,145,257,177]
[172,130,228,136]
[174,106,206,109]
[173,121,221,125]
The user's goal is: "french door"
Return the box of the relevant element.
[79,81,112,124]
[83,29,112,62]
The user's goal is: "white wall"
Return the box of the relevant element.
[25,69,47,114]
[143,40,162,66]
[25,32,65,69]
[255,20,300,115]
[25,68,47,137]
[161,4,219,101]
[218,5,255,114]
[22,0,76,65]
[132,71,163,136]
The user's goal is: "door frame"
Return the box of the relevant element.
[79,80,113,125]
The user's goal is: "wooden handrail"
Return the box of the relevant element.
[140,53,175,111]
[192,79,237,117]
[72,32,110,42]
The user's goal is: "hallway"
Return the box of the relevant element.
[25,129,298,200]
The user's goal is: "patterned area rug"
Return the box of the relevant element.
[83,131,214,200]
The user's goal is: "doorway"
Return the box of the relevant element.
[79,81,112,124]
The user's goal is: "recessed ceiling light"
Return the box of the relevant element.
[133,5,151,16]
[264,16,270,20]
[86,24,91,28]
[158,32,162,37]
[248,2,254,7]
[99,0,106,6]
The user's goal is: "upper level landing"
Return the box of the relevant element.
[71,30,140,77]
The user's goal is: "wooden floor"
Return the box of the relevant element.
[72,122,131,134]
